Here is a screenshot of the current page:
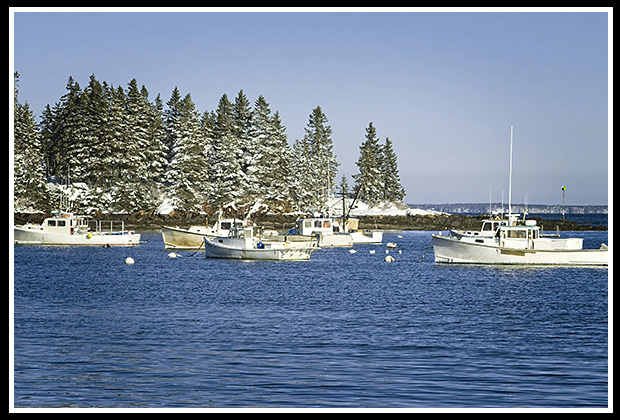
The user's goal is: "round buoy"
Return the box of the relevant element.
[385,255,395,262]
[369,250,375,254]
[125,257,135,264]
[349,249,357,254]
[168,252,179,258]
[87,232,93,239]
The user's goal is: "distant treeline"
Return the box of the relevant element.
[13,73,405,214]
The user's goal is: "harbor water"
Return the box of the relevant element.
[12,229,609,408]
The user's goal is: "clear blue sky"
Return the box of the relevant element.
[11,9,610,205]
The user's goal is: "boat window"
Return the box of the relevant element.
[221,222,232,230]
[47,220,56,227]
[304,221,312,229]
[314,220,322,228]
[323,220,331,228]
[482,222,493,231]
[507,229,527,239]
[57,220,66,227]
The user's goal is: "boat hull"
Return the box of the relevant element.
[432,234,608,266]
[318,233,353,247]
[14,226,140,246]
[205,238,318,261]
[350,230,383,244]
[161,226,209,249]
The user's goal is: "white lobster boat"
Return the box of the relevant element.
[14,211,140,246]
[205,225,320,261]
[287,217,353,247]
[431,124,608,266]
[432,214,608,266]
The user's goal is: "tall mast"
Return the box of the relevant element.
[508,123,513,218]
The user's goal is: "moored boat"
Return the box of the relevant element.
[287,216,353,247]
[205,225,320,261]
[162,216,246,249]
[431,124,608,266]
[14,211,140,246]
[432,214,608,266]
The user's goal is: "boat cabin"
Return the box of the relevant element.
[40,212,89,235]
[289,217,343,236]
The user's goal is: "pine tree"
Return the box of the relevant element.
[381,137,406,202]
[165,92,208,211]
[266,111,293,201]
[232,90,255,197]
[42,76,82,182]
[353,122,384,206]
[209,93,244,207]
[290,137,315,211]
[249,96,293,201]
[302,106,339,210]
[14,73,49,210]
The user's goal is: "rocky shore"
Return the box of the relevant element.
[14,211,607,232]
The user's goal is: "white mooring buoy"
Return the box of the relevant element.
[125,257,135,265]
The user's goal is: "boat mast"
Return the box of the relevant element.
[508,123,514,218]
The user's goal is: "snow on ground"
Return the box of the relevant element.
[325,197,445,217]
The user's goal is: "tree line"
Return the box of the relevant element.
[13,73,405,214]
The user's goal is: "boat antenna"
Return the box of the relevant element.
[508,123,513,218]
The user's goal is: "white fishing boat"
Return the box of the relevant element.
[14,211,140,246]
[205,225,320,261]
[432,214,608,266]
[287,216,353,247]
[161,216,246,249]
[432,124,608,266]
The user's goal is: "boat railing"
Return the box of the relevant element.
[89,219,127,234]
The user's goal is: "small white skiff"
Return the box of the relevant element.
[14,211,140,246]
[205,226,320,261]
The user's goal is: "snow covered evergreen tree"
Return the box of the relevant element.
[353,122,384,206]
[164,92,209,211]
[13,73,49,211]
[299,106,339,210]
[290,137,315,212]
[232,90,255,197]
[249,96,293,201]
[41,76,82,182]
[380,137,406,201]
[209,93,244,207]
[265,111,293,201]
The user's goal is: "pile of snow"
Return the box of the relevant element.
[155,198,176,215]
[325,197,445,217]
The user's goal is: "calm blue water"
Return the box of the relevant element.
[13,229,609,408]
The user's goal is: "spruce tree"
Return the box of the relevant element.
[14,73,49,210]
[381,137,406,202]
[209,93,244,207]
[232,90,255,197]
[290,137,315,212]
[302,106,339,210]
[165,93,208,211]
[266,111,293,201]
[353,122,383,206]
